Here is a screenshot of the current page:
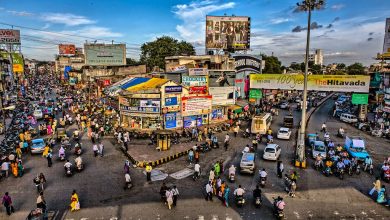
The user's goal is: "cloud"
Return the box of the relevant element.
[326,24,333,29]
[369,32,374,36]
[270,18,290,24]
[292,26,305,33]
[291,22,323,32]
[331,4,345,11]
[367,37,373,41]
[333,17,341,22]
[310,22,323,29]
[173,0,236,43]
[41,13,96,26]
[7,10,34,17]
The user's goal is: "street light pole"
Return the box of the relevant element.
[296,0,325,166]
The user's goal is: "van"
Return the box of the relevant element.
[240,153,256,174]
[340,113,358,123]
[283,116,294,128]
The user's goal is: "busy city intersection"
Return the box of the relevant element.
[1,0,390,220]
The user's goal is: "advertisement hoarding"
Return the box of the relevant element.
[206,16,250,50]
[59,44,76,55]
[249,89,262,99]
[189,68,209,76]
[189,86,208,95]
[84,44,126,66]
[352,93,369,105]
[165,86,182,93]
[250,74,370,93]
[165,113,177,129]
[165,97,178,106]
[11,53,24,73]
[209,86,235,105]
[234,55,264,73]
[182,76,208,87]
[0,29,20,44]
[119,97,160,113]
[182,95,212,116]
[384,18,390,53]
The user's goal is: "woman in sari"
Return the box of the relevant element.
[224,185,230,207]
[47,124,52,135]
[70,190,80,211]
[10,162,18,177]
[17,161,24,177]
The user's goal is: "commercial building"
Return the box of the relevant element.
[308,49,323,66]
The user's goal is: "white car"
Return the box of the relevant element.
[263,144,281,161]
[33,109,43,120]
[340,113,358,123]
[279,102,289,109]
[277,127,291,140]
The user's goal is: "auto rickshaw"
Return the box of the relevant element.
[56,127,67,141]
[306,133,318,147]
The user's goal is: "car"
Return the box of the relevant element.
[240,153,256,174]
[33,109,43,120]
[344,136,370,161]
[263,144,281,161]
[312,141,327,158]
[340,113,358,123]
[31,138,45,154]
[295,97,301,103]
[306,133,318,146]
[279,102,289,109]
[277,127,291,140]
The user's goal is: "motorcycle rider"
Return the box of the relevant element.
[315,154,324,168]
[364,156,373,171]
[64,160,72,172]
[74,156,83,170]
[58,146,65,160]
[234,185,245,198]
[338,127,345,136]
[259,168,268,181]
[323,132,330,140]
[275,196,286,212]
[343,157,351,170]
[336,159,345,174]
[229,165,236,178]
[321,122,327,132]
[253,185,262,202]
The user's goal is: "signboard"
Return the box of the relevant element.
[165,97,178,106]
[189,68,209,76]
[182,76,208,87]
[352,93,369,105]
[249,89,262,99]
[0,29,20,44]
[189,86,208,95]
[165,113,177,129]
[117,65,147,75]
[209,86,235,105]
[69,77,77,85]
[250,74,370,93]
[84,44,126,66]
[234,55,264,73]
[206,16,250,50]
[182,95,212,116]
[59,44,76,55]
[119,97,160,113]
[165,86,182,93]
[184,116,203,128]
[11,53,24,73]
[384,18,390,53]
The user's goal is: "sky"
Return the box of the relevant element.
[0,0,389,66]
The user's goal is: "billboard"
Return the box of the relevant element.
[209,86,235,105]
[189,68,209,76]
[182,76,208,87]
[119,97,160,113]
[84,44,126,66]
[165,86,182,93]
[0,29,20,44]
[352,93,369,105]
[182,95,212,116]
[189,86,208,95]
[206,16,250,50]
[384,18,390,53]
[250,74,370,93]
[11,53,24,73]
[234,55,265,73]
[59,44,76,55]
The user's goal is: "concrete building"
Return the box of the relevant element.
[308,49,323,65]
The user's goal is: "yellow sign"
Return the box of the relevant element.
[250,74,370,93]
[13,64,23,73]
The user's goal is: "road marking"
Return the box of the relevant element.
[334,211,339,215]
[198,215,204,220]
[170,168,194,180]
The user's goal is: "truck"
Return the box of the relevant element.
[344,136,370,161]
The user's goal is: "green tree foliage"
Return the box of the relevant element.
[140,36,195,70]
[289,63,301,71]
[347,62,365,75]
[126,58,143,66]
[262,54,282,74]
[311,64,322,74]
[336,63,346,70]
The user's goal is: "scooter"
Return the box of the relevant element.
[65,166,73,177]
[229,173,235,183]
[235,195,245,207]
[273,197,285,220]
[259,177,266,188]
[254,197,262,208]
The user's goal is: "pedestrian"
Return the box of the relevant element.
[93,144,99,157]
[198,131,203,142]
[205,181,213,201]
[145,163,152,182]
[194,150,200,163]
[369,177,381,196]
[277,160,284,178]
[70,190,80,211]
[123,140,128,151]
[209,168,215,182]
[214,162,221,177]
[172,185,179,207]
[2,192,13,215]
[377,185,387,204]
[47,150,53,167]
[188,149,194,164]
[36,191,47,211]
[234,125,239,137]
[1,160,9,178]
[17,161,24,177]
[224,184,230,207]
[166,187,173,210]
[99,142,104,157]
[124,160,130,174]
[224,133,230,151]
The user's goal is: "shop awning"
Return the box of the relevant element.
[120,77,150,90]
[228,105,243,114]
[125,78,169,92]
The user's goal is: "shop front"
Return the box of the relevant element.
[181,95,212,128]
[209,86,236,123]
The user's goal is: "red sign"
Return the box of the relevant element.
[59,44,76,55]
[189,86,208,95]
[103,79,111,86]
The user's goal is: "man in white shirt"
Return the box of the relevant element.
[194,163,201,178]
[259,168,268,180]
[229,165,236,176]
[224,134,230,151]
[1,161,9,177]
[234,185,245,197]
[205,181,213,201]
[209,169,215,182]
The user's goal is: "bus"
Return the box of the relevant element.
[251,113,272,134]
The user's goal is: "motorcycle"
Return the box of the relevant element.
[363,163,374,175]
[254,197,262,208]
[348,165,353,176]
[267,136,274,144]
[59,152,66,161]
[235,195,245,207]
[65,166,73,177]
[273,197,285,220]
[314,160,322,171]
[323,166,332,177]
[229,173,235,183]
[384,169,390,183]
[337,168,344,180]
[259,177,266,188]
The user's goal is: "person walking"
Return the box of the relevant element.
[369,177,381,196]
[209,168,215,182]
[70,190,80,211]
[224,134,230,151]
[47,150,53,167]
[93,144,99,157]
[277,160,284,178]
[224,185,230,207]
[234,125,239,137]
[36,191,47,211]
[99,142,104,157]
[1,160,9,178]
[171,185,179,207]
[188,149,194,164]
[166,187,173,210]
[145,163,152,182]
[194,150,200,163]
[214,162,221,177]
[2,192,13,215]
[124,160,131,174]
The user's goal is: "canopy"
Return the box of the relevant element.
[352,139,365,148]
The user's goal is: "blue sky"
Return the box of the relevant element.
[0,0,389,65]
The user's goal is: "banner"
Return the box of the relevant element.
[209,86,235,105]
[250,74,370,93]
[11,53,24,73]
[84,44,126,66]
[189,68,209,76]
[182,76,208,87]
[165,86,182,93]
[0,29,20,44]
[189,86,208,95]
[249,89,262,99]
[59,44,76,55]
[182,95,212,116]
[165,97,178,106]
[352,93,369,105]
[165,113,177,129]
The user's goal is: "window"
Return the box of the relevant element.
[265,148,275,153]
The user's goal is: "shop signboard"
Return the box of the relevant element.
[140,100,160,108]
[189,68,209,76]
[11,53,24,73]
[84,44,126,66]
[249,89,262,99]
[0,29,20,44]
[189,86,208,95]
[165,97,178,106]
[182,76,208,87]
[234,55,264,73]
[59,44,76,55]
[183,116,203,128]
[165,86,182,93]
[165,113,177,129]
[209,86,235,105]
[352,93,369,105]
[119,97,160,113]
[182,95,212,116]
[250,74,370,93]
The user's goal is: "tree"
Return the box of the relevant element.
[311,64,322,74]
[336,63,346,70]
[347,62,365,75]
[126,58,143,66]
[289,63,301,71]
[140,36,195,70]
[262,54,282,74]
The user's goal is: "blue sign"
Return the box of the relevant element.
[183,116,202,128]
[165,113,176,129]
[165,86,182,93]
[64,66,71,79]
[165,97,178,106]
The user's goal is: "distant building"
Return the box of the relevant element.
[308,49,323,65]
[383,18,390,53]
